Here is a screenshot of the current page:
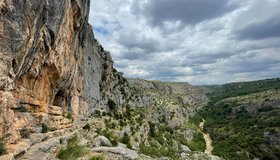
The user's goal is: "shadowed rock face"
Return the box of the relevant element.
[0,0,121,144]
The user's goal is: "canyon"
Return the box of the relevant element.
[0,1,279,160]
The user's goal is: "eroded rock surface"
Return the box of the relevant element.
[0,0,126,157]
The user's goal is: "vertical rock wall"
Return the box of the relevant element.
[0,0,124,145]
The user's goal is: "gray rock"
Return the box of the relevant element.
[92,146,139,159]
[157,157,170,160]
[181,144,191,153]
[93,136,112,147]
[182,151,224,160]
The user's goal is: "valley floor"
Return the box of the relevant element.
[199,119,213,155]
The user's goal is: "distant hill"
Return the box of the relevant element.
[191,78,280,160]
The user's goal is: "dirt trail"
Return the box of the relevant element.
[199,119,213,155]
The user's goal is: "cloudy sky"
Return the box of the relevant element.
[89,0,280,85]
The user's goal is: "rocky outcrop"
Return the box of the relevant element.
[0,0,127,157]
[93,136,112,147]
[92,146,139,160]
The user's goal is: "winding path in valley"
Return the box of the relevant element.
[199,118,213,155]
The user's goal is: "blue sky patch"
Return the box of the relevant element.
[94,27,110,35]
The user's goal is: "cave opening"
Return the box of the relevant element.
[53,90,65,108]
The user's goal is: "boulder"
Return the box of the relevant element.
[92,146,139,160]
[93,136,112,147]
[181,144,191,153]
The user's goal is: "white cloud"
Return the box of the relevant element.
[89,0,280,85]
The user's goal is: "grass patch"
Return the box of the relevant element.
[89,156,104,160]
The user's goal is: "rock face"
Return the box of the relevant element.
[0,0,126,153]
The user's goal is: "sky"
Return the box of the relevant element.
[89,0,280,85]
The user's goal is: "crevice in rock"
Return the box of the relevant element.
[47,27,55,47]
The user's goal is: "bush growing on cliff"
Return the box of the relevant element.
[42,123,49,133]
[139,143,177,158]
[82,124,91,131]
[20,127,30,138]
[0,139,6,156]
[121,133,132,149]
[108,99,116,110]
[94,110,101,117]
[148,122,156,138]
[66,112,74,122]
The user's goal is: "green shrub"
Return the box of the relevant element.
[94,110,101,117]
[113,112,122,119]
[121,133,132,149]
[108,99,116,110]
[149,122,156,138]
[83,124,91,131]
[42,123,49,133]
[102,112,106,116]
[110,139,118,146]
[139,143,177,158]
[119,119,127,127]
[186,132,206,152]
[0,139,6,156]
[99,129,118,147]
[20,127,30,138]
[57,134,85,160]
[66,112,74,122]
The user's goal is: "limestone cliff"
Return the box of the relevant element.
[0,0,126,154]
[0,0,222,160]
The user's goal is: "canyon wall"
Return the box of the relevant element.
[0,0,128,146]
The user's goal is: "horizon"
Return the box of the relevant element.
[126,77,280,86]
[89,0,280,85]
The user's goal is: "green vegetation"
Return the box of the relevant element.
[94,110,101,117]
[57,134,86,160]
[139,142,177,159]
[208,78,280,102]
[121,133,132,149]
[63,112,74,122]
[20,127,30,138]
[83,124,91,131]
[89,156,104,160]
[96,129,118,146]
[191,78,280,160]
[174,122,206,152]
[0,138,6,156]
[108,99,116,110]
[186,132,205,152]
[41,123,49,133]
[148,122,156,138]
